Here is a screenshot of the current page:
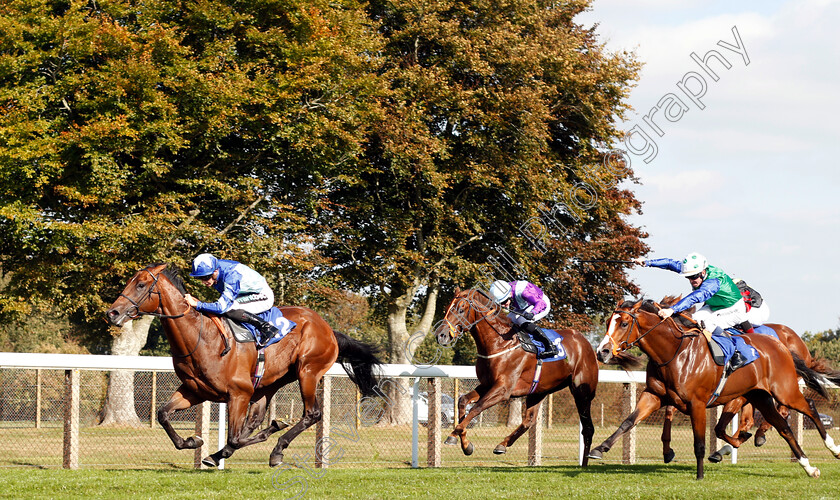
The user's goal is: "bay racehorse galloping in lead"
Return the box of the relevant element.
[106,264,382,467]
[434,288,597,462]
[594,298,840,479]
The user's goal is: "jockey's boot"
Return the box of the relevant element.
[726,350,747,375]
[522,322,558,359]
[239,311,280,347]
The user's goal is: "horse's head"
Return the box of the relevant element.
[106,263,186,326]
[597,299,643,364]
[434,288,502,346]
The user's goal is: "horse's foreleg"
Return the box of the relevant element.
[689,402,708,480]
[158,386,205,450]
[451,384,510,456]
[709,397,753,462]
[493,394,547,455]
[444,388,481,447]
[201,393,253,467]
[270,374,323,467]
[589,391,662,460]
[662,406,675,463]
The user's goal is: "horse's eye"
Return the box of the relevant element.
[137,282,146,289]
[621,321,628,328]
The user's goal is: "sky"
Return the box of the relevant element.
[576,0,840,333]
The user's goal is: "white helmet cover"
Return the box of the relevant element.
[680,252,708,276]
[489,280,512,304]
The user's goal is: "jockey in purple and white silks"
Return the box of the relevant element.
[635,252,751,334]
[489,280,558,358]
[184,253,279,346]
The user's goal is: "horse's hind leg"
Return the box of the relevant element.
[203,395,290,467]
[269,374,324,467]
[709,397,753,462]
[493,394,547,455]
[589,391,662,460]
[749,391,819,477]
[158,386,205,450]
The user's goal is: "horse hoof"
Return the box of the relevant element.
[810,467,821,479]
[664,449,675,464]
[463,443,474,456]
[272,420,291,432]
[739,431,753,441]
[201,456,218,468]
[587,448,604,460]
[269,454,284,468]
[755,435,767,447]
[493,445,506,455]
[444,436,458,446]
[708,452,722,463]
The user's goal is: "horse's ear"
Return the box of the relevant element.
[454,286,461,295]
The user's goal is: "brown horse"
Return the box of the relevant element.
[106,263,382,467]
[434,288,598,462]
[592,298,840,479]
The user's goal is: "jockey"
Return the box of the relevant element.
[489,280,559,359]
[634,252,752,334]
[184,253,279,347]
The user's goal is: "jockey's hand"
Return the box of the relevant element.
[184,294,199,308]
[522,312,534,321]
[658,308,674,319]
[633,257,646,266]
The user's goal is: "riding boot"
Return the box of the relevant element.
[726,350,747,375]
[522,322,558,358]
[228,310,279,347]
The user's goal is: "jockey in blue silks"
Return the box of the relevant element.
[489,280,558,359]
[184,253,279,346]
[635,252,752,335]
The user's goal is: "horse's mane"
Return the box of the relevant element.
[638,296,700,330]
[147,262,186,295]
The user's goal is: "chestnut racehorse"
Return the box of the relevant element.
[434,288,597,462]
[593,298,840,479]
[106,264,382,467]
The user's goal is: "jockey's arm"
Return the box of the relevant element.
[195,280,240,315]
[519,284,547,316]
[672,278,721,313]
[645,258,683,273]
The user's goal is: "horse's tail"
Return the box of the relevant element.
[793,353,831,399]
[798,353,840,390]
[333,331,383,397]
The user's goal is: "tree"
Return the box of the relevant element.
[0,0,385,421]
[315,0,645,422]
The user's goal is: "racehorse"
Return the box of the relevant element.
[592,296,838,464]
[434,288,598,463]
[106,263,382,467]
[593,298,840,479]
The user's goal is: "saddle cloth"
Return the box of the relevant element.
[224,307,296,349]
[521,328,568,362]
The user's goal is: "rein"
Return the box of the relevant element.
[121,267,201,358]
[612,306,700,368]
[443,291,518,358]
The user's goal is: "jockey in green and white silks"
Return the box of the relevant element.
[635,252,750,333]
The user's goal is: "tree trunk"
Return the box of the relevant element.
[507,398,523,427]
[383,281,438,425]
[99,315,154,426]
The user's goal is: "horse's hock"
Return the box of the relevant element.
[1,352,838,469]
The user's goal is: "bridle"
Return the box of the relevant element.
[442,291,518,358]
[118,266,200,358]
[609,304,700,368]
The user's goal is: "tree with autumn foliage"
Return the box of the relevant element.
[0,0,385,423]
[313,0,646,422]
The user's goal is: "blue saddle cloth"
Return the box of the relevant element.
[528,329,568,362]
[712,330,760,367]
[725,324,779,340]
[237,307,296,348]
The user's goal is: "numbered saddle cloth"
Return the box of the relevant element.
[226,307,296,348]
[527,328,568,362]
